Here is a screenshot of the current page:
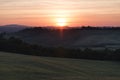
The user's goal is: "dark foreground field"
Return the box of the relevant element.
[0,52,120,80]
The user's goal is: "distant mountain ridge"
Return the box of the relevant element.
[0,24,29,33]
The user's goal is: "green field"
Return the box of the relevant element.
[0,52,120,80]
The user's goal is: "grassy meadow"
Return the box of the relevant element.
[0,52,120,80]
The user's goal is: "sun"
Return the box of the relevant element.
[56,18,67,27]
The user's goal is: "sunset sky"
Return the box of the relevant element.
[0,0,120,26]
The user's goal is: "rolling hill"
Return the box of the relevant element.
[0,51,120,80]
[9,27,120,49]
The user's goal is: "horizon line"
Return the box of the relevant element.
[0,24,120,28]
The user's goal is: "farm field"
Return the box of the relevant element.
[0,52,120,80]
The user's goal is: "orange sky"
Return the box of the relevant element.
[0,0,120,26]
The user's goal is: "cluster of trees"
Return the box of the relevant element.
[81,26,120,30]
[0,33,120,61]
[19,26,120,32]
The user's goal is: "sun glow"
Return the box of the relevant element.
[53,9,70,28]
[56,18,67,27]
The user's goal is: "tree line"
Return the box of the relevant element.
[0,33,120,61]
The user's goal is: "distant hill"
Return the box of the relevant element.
[0,24,29,33]
[8,27,120,49]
